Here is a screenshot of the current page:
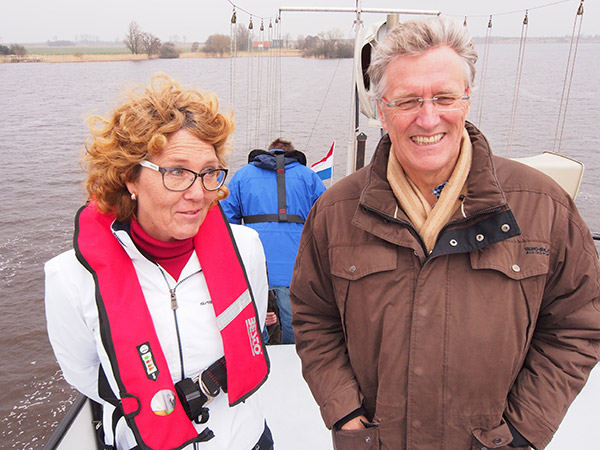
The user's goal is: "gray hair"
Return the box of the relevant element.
[367,17,478,100]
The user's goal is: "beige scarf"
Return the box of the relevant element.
[387,128,472,253]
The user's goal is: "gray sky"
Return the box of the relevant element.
[1,0,597,44]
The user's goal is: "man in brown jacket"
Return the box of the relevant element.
[290,17,600,450]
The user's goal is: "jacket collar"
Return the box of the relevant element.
[111,220,202,280]
[359,121,509,224]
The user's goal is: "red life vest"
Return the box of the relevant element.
[74,202,269,450]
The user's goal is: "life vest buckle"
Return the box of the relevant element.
[175,377,211,424]
[174,357,228,424]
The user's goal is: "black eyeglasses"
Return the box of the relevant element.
[139,161,228,192]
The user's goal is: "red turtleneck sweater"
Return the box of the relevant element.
[130,218,194,281]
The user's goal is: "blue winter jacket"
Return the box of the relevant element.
[221,151,326,286]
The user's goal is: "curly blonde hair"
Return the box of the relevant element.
[83,73,235,222]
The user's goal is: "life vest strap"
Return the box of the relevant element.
[242,213,305,224]
[200,357,228,396]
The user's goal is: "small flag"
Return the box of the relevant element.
[311,142,334,181]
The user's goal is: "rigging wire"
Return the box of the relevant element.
[225,0,571,24]
[553,0,585,153]
[475,16,493,128]
[265,20,273,143]
[271,17,282,140]
[225,0,584,156]
[225,0,277,22]
[253,21,265,149]
[304,58,345,152]
[302,22,356,152]
[275,15,282,139]
[506,11,529,157]
[265,19,277,144]
[454,0,571,18]
[229,8,237,112]
[229,4,282,151]
[245,16,254,149]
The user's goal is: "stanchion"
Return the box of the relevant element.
[356,132,367,170]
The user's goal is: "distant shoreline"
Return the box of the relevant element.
[2,38,598,64]
[0,49,303,64]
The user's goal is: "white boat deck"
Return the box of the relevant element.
[261,345,332,447]
[261,344,600,449]
[47,344,600,449]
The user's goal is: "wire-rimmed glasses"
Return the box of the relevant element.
[139,160,228,192]
[380,93,470,115]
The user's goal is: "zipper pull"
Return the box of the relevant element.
[170,288,178,310]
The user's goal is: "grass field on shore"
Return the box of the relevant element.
[26,45,131,55]
[0,44,301,63]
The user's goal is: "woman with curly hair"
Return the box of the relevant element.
[45,73,273,450]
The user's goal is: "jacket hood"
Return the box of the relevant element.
[247,149,307,170]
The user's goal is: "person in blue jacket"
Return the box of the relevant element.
[222,138,326,344]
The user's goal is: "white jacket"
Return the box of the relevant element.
[45,222,269,450]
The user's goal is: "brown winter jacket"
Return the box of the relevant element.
[290,122,600,450]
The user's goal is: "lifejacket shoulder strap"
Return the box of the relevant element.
[195,204,270,406]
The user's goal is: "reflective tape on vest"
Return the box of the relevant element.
[216,289,252,330]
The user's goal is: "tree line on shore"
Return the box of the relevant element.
[124,21,353,59]
[0,44,26,56]
[1,22,354,59]
[123,22,179,58]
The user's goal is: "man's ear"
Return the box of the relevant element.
[377,100,389,131]
[464,87,472,115]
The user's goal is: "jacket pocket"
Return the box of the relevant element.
[469,238,550,337]
[330,243,397,281]
[469,240,550,281]
[332,423,380,450]
[471,420,518,449]
[329,243,397,344]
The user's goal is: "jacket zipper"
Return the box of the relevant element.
[158,267,202,380]
[360,204,428,254]
[156,265,206,448]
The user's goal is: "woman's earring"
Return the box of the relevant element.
[131,192,137,201]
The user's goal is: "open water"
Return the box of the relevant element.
[1,43,599,448]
